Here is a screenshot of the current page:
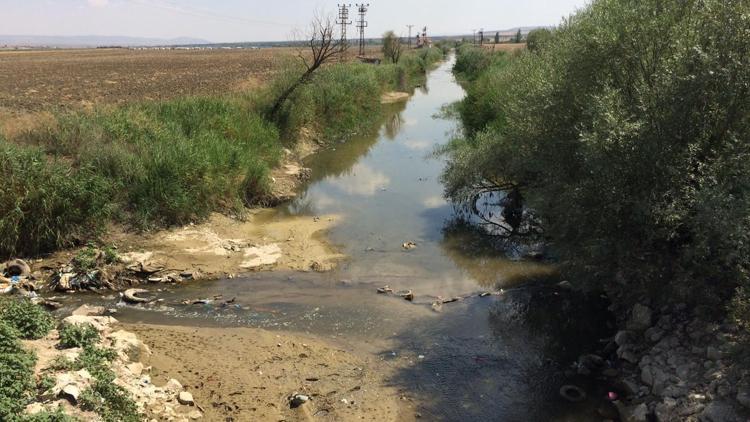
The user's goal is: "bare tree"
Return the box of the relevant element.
[270,13,346,120]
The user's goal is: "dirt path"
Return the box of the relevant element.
[128,324,416,422]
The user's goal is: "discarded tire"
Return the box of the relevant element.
[559,385,587,402]
[123,289,153,304]
[3,259,31,277]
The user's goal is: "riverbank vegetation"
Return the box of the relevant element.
[0,44,444,259]
[442,0,749,323]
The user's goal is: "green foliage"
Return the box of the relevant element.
[0,141,112,258]
[21,97,281,229]
[0,321,37,420]
[58,323,100,349]
[21,409,78,422]
[382,31,403,64]
[514,29,523,43]
[526,28,553,52]
[80,372,140,422]
[0,298,54,339]
[443,0,750,308]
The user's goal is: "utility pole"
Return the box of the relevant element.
[472,29,477,45]
[336,4,352,61]
[479,28,484,45]
[406,24,414,49]
[355,3,369,56]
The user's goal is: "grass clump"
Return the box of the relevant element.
[58,323,100,349]
[0,141,112,258]
[0,321,37,420]
[0,298,54,340]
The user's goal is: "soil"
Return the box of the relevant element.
[127,324,416,422]
[104,210,345,279]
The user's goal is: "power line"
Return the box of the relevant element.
[355,3,369,56]
[337,4,352,59]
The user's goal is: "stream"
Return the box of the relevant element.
[65,56,614,421]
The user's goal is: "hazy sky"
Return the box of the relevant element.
[2,0,590,42]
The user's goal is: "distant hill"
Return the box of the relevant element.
[0,35,212,48]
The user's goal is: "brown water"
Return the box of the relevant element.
[71,56,614,421]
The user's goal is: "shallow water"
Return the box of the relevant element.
[82,56,613,421]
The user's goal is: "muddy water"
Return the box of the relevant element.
[100,57,613,421]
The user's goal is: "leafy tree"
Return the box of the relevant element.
[495,32,500,44]
[382,31,403,64]
[514,29,522,43]
[444,0,750,310]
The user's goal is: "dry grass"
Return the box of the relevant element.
[482,43,527,53]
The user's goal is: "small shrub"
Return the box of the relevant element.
[0,298,54,339]
[22,409,78,422]
[0,321,37,420]
[80,375,140,422]
[58,323,100,349]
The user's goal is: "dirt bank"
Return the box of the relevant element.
[127,324,416,422]
[105,210,345,279]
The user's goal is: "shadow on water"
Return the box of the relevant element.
[382,285,616,421]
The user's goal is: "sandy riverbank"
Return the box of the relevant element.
[127,324,417,422]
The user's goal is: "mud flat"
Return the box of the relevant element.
[127,324,415,421]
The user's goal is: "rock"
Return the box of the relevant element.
[71,304,106,316]
[397,290,415,301]
[627,304,653,331]
[126,362,145,377]
[289,394,310,408]
[615,330,635,346]
[240,244,282,269]
[431,301,443,313]
[178,391,194,406]
[188,410,203,419]
[654,398,678,422]
[737,386,750,409]
[617,346,639,364]
[377,286,393,294]
[60,384,80,404]
[641,366,655,386]
[620,378,640,396]
[645,326,665,342]
[25,402,45,415]
[402,241,417,250]
[109,330,151,362]
[62,314,118,332]
[617,402,649,422]
[699,400,744,422]
[706,346,722,361]
[164,378,182,394]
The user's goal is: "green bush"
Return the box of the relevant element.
[0,141,112,258]
[58,323,100,349]
[21,409,78,422]
[0,321,37,420]
[80,368,139,422]
[0,298,54,339]
[442,0,750,308]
